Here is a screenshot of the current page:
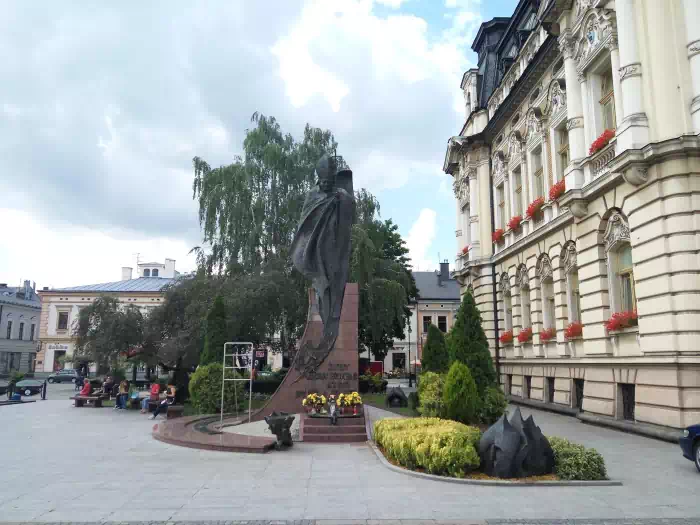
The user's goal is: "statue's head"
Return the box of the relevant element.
[316,154,337,192]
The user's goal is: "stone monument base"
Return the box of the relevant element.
[250,283,359,421]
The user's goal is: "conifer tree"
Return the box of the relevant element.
[200,295,228,365]
[421,323,449,373]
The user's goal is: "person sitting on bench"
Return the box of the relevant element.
[73,378,92,406]
[150,383,176,419]
[141,382,161,413]
[115,380,129,410]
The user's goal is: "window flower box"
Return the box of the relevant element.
[564,322,583,339]
[492,229,505,244]
[589,129,615,156]
[507,215,522,231]
[549,179,566,202]
[540,327,557,342]
[606,311,638,332]
[526,197,545,220]
[499,330,514,344]
[517,327,533,343]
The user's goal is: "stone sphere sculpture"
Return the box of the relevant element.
[478,407,555,478]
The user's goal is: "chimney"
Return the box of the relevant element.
[164,258,176,278]
[439,260,450,284]
[24,280,31,299]
[121,267,133,281]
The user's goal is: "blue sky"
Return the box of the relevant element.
[0,0,519,287]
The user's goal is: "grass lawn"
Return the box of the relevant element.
[362,392,419,417]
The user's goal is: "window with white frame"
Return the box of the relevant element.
[557,128,569,179]
[563,243,581,323]
[500,275,513,332]
[537,256,555,330]
[497,184,506,228]
[513,168,522,216]
[517,266,531,329]
[143,269,151,277]
[531,147,544,199]
[604,212,637,314]
[599,69,616,131]
[152,269,159,277]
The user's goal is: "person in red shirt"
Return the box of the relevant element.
[141,382,161,413]
[79,379,92,396]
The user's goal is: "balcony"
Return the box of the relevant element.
[583,140,616,183]
[454,250,469,274]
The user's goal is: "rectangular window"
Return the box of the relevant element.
[18,322,24,341]
[569,271,581,323]
[619,383,635,421]
[617,246,636,312]
[546,377,555,403]
[524,375,532,399]
[542,279,555,330]
[0,352,7,374]
[57,312,69,331]
[9,352,22,371]
[497,184,506,228]
[437,316,447,333]
[574,379,585,411]
[600,70,616,131]
[507,374,513,396]
[513,169,522,216]
[422,315,431,333]
[532,149,544,199]
[30,324,35,342]
[6,320,12,339]
[558,130,569,179]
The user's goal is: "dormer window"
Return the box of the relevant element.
[143,269,150,277]
[152,269,159,277]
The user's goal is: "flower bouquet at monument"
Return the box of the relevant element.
[346,391,362,415]
[336,393,349,414]
[302,393,327,414]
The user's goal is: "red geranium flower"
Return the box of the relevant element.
[518,327,533,343]
[492,229,505,243]
[499,330,514,344]
[549,179,566,201]
[526,197,545,219]
[589,129,615,155]
[606,311,638,332]
[540,327,557,342]
[507,215,522,231]
[564,322,583,339]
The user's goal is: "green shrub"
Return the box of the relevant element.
[442,362,479,425]
[548,437,608,480]
[480,386,507,424]
[408,391,419,411]
[417,371,444,417]
[374,417,481,477]
[422,324,449,373]
[189,363,244,415]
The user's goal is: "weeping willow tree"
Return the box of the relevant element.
[191,113,416,361]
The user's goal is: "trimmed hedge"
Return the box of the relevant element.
[417,371,444,417]
[442,361,479,424]
[548,437,607,480]
[480,386,507,424]
[374,418,481,478]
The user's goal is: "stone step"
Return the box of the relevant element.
[303,432,367,443]
[304,416,365,427]
[303,424,366,435]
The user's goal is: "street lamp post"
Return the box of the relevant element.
[407,320,413,388]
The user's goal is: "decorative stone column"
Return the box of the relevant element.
[683,0,700,132]
[468,168,480,256]
[560,32,585,189]
[609,45,625,129]
[616,0,650,148]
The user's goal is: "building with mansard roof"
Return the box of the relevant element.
[445,0,700,431]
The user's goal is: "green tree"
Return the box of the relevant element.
[443,361,480,425]
[417,371,445,417]
[200,295,228,365]
[73,296,144,374]
[188,363,244,415]
[448,292,497,395]
[421,324,449,373]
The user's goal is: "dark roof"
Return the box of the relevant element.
[47,277,176,293]
[472,17,511,52]
[412,272,461,301]
[0,285,41,309]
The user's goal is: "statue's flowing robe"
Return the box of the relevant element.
[290,184,354,371]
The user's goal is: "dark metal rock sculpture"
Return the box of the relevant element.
[264,412,295,450]
[386,386,408,408]
[478,407,554,478]
[290,154,355,380]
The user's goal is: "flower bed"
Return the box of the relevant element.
[605,311,638,332]
[508,215,522,231]
[526,197,545,219]
[499,330,514,344]
[589,129,615,155]
[518,327,533,343]
[549,179,565,201]
[548,437,607,480]
[492,229,505,244]
[565,322,583,339]
[539,327,556,342]
[374,418,481,478]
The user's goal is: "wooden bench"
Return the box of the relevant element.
[70,395,104,408]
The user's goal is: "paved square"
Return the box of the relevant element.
[0,384,698,522]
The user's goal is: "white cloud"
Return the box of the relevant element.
[405,208,438,272]
[375,0,407,7]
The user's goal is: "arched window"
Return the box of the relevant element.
[500,273,513,332]
[152,269,159,277]
[604,211,636,313]
[562,242,581,323]
[143,269,150,277]
[517,265,531,329]
[537,255,555,330]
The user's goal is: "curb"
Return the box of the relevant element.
[367,441,623,487]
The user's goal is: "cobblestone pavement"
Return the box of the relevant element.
[1,392,698,522]
[1,520,699,525]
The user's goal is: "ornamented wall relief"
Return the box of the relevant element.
[562,242,577,273]
[566,117,584,130]
[603,211,630,253]
[516,264,530,288]
[493,152,507,183]
[500,273,511,296]
[536,254,553,281]
[544,79,566,116]
[507,131,524,160]
[572,9,617,72]
[524,108,545,142]
[619,63,641,81]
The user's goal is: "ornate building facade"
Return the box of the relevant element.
[445,0,700,430]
